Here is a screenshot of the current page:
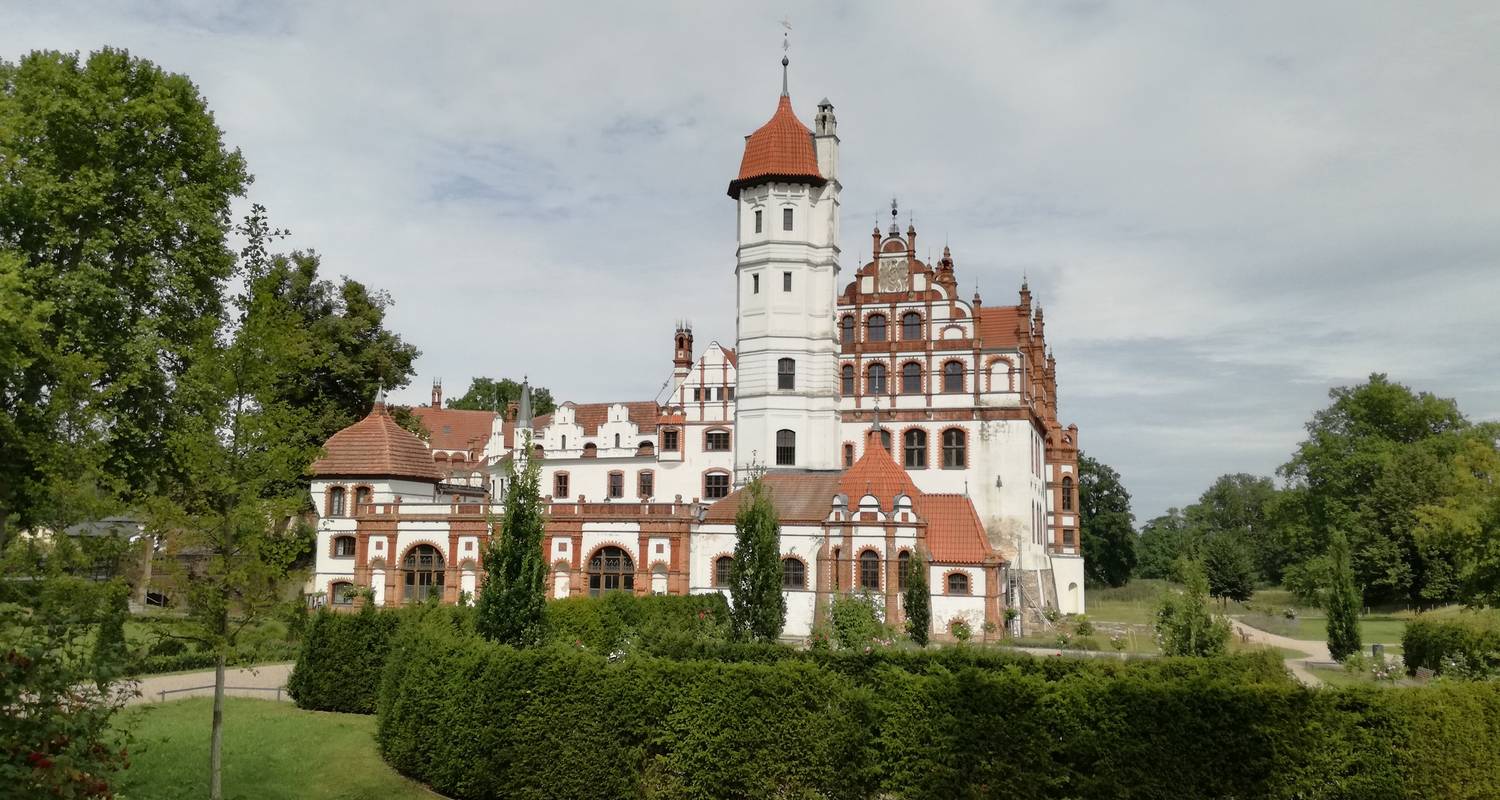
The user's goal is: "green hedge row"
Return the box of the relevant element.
[374,618,1500,799]
[1402,611,1500,676]
[287,606,407,713]
[545,592,729,653]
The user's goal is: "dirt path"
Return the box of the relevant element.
[1231,621,1329,686]
[124,662,294,706]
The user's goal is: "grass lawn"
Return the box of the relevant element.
[115,697,436,800]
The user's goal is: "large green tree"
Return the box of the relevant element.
[1136,508,1193,580]
[1187,474,1289,582]
[1077,452,1136,587]
[729,477,785,642]
[475,437,548,647]
[0,48,249,543]
[1415,438,1500,608]
[1201,532,1256,605]
[448,377,555,416]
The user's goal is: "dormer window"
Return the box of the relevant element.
[754,209,763,233]
[782,207,793,231]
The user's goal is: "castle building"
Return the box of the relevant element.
[305,58,1083,637]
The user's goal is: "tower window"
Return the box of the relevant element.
[867,363,887,395]
[841,364,855,395]
[840,315,855,344]
[942,428,967,469]
[1062,476,1074,511]
[754,209,763,233]
[752,274,760,294]
[783,271,792,292]
[776,429,796,466]
[904,429,928,469]
[902,312,922,340]
[778,358,796,390]
[901,362,922,394]
[867,314,887,342]
[783,207,793,231]
[943,361,964,393]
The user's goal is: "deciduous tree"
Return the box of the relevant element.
[1153,559,1231,657]
[447,377,556,416]
[1201,532,1256,605]
[1078,452,1136,587]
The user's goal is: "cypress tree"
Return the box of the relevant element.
[476,435,548,647]
[903,547,931,646]
[1325,530,1362,661]
[729,477,786,642]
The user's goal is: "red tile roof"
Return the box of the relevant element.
[920,494,991,564]
[530,401,661,436]
[311,403,439,481]
[839,432,920,503]
[409,406,495,454]
[702,472,844,524]
[728,95,823,197]
[976,305,1024,349]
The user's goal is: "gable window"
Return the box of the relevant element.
[754,209,763,233]
[903,429,928,469]
[638,471,654,498]
[783,271,792,292]
[901,362,922,394]
[331,581,354,606]
[782,207,794,231]
[840,315,855,344]
[714,555,733,587]
[841,364,855,395]
[782,557,806,589]
[902,312,922,340]
[867,314,887,342]
[662,429,680,451]
[588,546,634,597]
[778,358,796,390]
[775,429,796,466]
[705,429,731,451]
[897,551,911,590]
[867,363,887,394]
[333,536,356,558]
[859,550,880,590]
[607,471,624,499]
[1062,476,1074,511]
[947,572,971,595]
[704,472,730,499]
[554,472,570,498]
[327,486,346,517]
[843,443,855,467]
[943,361,964,393]
[753,274,760,294]
[942,429,967,469]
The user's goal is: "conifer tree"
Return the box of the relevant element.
[729,477,785,642]
[903,547,931,646]
[476,436,548,647]
[1325,530,1363,661]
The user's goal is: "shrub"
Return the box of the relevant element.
[1403,611,1500,677]
[286,606,403,713]
[544,592,729,654]
[830,591,886,650]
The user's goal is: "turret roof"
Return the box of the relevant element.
[310,402,440,481]
[728,94,823,197]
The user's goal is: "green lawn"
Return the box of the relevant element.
[115,698,435,800]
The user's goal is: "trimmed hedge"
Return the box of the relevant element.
[374,617,1500,799]
[287,605,405,713]
[545,592,729,653]
[1402,611,1500,676]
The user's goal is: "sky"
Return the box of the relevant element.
[4,1,1498,520]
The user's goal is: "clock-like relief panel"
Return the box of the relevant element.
[878,258,909,293]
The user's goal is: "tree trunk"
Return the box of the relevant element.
[135,535,155,608]
[210,649,225,800]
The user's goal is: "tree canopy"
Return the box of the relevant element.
[447,377,555,416]
[1077,452,1136,587]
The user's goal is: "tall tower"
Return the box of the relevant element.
[730,56,841,477]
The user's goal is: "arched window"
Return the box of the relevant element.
[327,486,346,517]
[403,544,444,602]
[561,434,567,449]
[943,361,964,393]
[867,363,887,394]
[331,581,354,606]
[1062,476,1074,511]
[776,429,796,466]
[354,486,372,512]
[843,443,855,467]
[947,572,971,595]
[903,429,927,469]
[901,362,922,394]
[778,357,796,390]
[704,429,731,451]
[704,471,731,499]
[782,557,806,589]
[942,429,967,468]
[859,550,880,590]
[614,433,621,448]
[897,551,912,590]
[831,548,841,590]
[333,535,356,558]
[714,555,733,587]
[588,546,634,596]
[841,364,855,395]
[840,315,855,344]
[902,312,922,340]
[867,314,887,342]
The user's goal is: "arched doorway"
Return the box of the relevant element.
[588,546,634,597]
[403,544,445,602]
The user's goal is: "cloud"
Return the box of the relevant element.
[3,0,1497,519]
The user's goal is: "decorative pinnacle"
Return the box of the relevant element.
[889,197,900,236]
[780,17,792,96]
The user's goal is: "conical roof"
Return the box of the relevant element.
[310,402,439,482]
[840,430,921,504]
[727,94,824,197]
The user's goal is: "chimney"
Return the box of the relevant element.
[431,379,442,408]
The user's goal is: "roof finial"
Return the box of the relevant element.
[889,197,900,236]
[871,397,884,431]
[780,17,792,97]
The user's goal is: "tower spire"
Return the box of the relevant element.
[780,17,792,96]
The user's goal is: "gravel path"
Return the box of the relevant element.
[124,662,294,706]
[1230,621,1329,686]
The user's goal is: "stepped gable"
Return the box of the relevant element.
[530,401,661,436]
[311,402,440,481]
[409,405,495,454]
[702,472,844,524]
